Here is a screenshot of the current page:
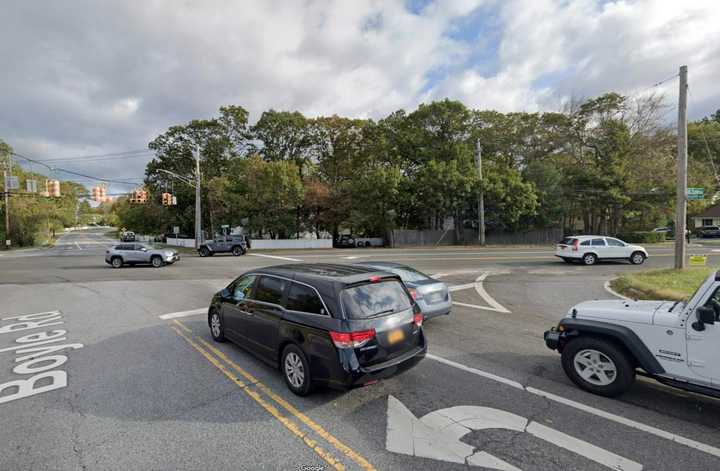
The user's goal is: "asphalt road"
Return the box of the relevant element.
[1,228,720,470]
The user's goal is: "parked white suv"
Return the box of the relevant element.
[544,270,720,399]
[555,235,647,266]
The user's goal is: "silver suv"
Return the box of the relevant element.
[105,243,179,268]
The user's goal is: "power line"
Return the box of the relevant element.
[11,152,145,186]
[33,149,153,163]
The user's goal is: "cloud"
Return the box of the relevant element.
[1,0,718,193]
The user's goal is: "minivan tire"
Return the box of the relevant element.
[281,344,313,396]
[582,253,597,265]
[561,336,635,397]
[111,257,123,268]
[209,309,225,342]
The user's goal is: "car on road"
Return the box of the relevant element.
[198,234,250,257]
[697,225,720,238]
[544,270,720,399]
[335,234,382,248]
[105,243,179,268]
[652,227,674,239]
[555,235,647,266]
[120,231,136,242]
[207,263,426,395]
[352,261,451,320]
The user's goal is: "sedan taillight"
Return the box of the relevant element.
[329,329,376,348]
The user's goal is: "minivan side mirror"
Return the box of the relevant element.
[692,306,716,331]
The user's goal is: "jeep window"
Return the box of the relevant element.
[341,280,412,319]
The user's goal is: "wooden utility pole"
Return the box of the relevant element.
[194,147,202,249]
[675,65,688,269]
[2,151,10,249]
[475,140,486,245]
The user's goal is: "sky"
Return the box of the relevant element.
[1,0,719,194]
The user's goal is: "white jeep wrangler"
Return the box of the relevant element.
[545,271,720,398]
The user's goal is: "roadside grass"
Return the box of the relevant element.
[611,267,713,301]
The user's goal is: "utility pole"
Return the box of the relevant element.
[2,152,11,249]
[475,140,485,245]
[675,65,688,269]
[194,147,202,249]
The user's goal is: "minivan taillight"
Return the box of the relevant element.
[329,329,376,348]
[414,313,423,327]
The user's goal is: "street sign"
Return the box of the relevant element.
[173,226,180,234]
[688,187,704,200]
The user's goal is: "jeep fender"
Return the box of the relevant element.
[559,318,665,375]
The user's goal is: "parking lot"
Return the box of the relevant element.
[2,228,720,470]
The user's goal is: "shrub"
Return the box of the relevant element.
[615,231,666,244]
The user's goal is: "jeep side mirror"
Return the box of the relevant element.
[693,306,716,331]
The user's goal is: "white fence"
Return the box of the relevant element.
[165,237,196,248]
[251,239,332,249]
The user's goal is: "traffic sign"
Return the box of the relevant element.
[8,176,19,190]
[688,188,704,200]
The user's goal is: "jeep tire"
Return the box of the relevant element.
[561,336,635,397]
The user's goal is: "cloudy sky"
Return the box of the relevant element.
[2,0,719,193]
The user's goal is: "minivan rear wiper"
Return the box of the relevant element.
[367,309,395,318]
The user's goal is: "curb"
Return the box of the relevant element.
[603,278,632,301]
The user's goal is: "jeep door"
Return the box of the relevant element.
[687,286,720,384]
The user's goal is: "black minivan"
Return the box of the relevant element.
[207,263,426,395]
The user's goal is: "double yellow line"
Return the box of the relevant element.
[170,320,376,471]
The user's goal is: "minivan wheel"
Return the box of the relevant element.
[151,256,163,268]
[582,253,597,265]
[209,310,225,342]
[561,337,635,397]
[232,246,243,256]
[111,257,123,268]
[630,251,646,265]
[282,344,312,396]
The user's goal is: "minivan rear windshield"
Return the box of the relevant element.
[341,280,412,319]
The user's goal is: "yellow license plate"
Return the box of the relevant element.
[387,328,405,345]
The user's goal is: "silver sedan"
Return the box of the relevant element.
[352,261,451,319]
[105,243,179,268]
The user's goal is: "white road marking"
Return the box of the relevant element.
[74,242,82,250]
[452,301,505,312]
[448,283,476,292]
[604,279,632,301]
[474,273,511,313]
[344,255,362,259]
[248,253,303,262]
[386,396,641,470]
[426,353,720,460]
[158,308,206,320]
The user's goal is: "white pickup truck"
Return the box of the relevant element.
[545,271,720,398]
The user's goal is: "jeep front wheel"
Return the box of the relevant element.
[561,337,635,397]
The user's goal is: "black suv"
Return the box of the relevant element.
[207,263,426,395]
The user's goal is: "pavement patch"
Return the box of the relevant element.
[426,353,720,461]
[171,320,377,471]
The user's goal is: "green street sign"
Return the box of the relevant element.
[688,188,704,200]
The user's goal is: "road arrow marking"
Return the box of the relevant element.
[386,395,642,470]
[447,272,511,313]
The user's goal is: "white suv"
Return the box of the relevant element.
[556,235,647,266]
